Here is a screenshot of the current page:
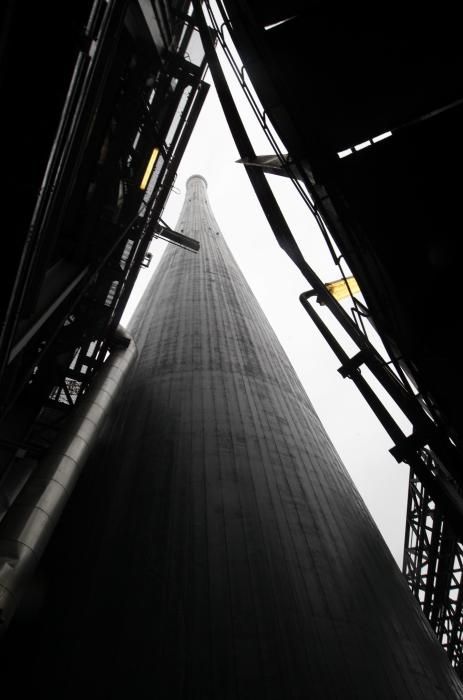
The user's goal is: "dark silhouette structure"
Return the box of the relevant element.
[0,0,208,627]
[0,0,207,493]
[3,175,462,697]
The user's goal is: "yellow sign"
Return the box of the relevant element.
[325,276,360,301]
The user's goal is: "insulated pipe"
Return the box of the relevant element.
[0,326,137,629]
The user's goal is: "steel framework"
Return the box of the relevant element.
[404,460,463,677]
[0,0,208,479]
[0,1,209,627]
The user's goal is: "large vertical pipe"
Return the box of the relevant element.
[2,176,462,698]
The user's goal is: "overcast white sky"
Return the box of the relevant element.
[122,67,411,566]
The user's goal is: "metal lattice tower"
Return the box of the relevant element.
[404,460,463,675]
[3,175,462,698]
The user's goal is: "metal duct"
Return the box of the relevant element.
[0,326,137,629]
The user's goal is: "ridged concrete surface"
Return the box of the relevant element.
[3,175,462,698]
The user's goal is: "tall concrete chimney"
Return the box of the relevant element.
[3,175,461,698]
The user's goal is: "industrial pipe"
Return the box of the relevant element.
[0,326,137,629]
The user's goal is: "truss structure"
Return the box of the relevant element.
[404,457,463,676]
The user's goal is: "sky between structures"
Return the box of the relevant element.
[121,63,411,566]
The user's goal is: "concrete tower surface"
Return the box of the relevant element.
[4,176,462,698]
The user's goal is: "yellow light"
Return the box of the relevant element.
[325,276,360,301]
[140,147,159,190]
